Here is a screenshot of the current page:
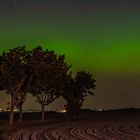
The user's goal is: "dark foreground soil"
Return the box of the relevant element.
[1,108,140,140]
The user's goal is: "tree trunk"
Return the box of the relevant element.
[19,104,23,123]
[41,104,45,123]
[9,96,14,126]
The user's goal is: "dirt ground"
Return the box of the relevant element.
[1,109,140,140]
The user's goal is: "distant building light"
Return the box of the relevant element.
[98,109,103,112]
[13,109,18,112]
[57,108,66,113]
[25,110,39,113]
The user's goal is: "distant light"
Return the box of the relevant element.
[25,110,39,113]
[23,109,40,113]
[13,109,18,112]
[0,108,3,112]
[98,108,103,112]
[57,108,66,113]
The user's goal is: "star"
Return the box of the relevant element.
[12,1,17,9]
[13,1,17,5]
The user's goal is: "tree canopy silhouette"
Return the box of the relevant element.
[63,71,96,120]
[0,46,96,125]
[29,46,71,123]
[0,46,33,125]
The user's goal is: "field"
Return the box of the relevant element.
[1,109,140,140]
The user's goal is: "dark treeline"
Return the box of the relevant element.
[0,46,96,126]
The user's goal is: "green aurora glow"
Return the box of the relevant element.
[0,11,140,74]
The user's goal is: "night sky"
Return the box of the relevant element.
[0,0,140,111]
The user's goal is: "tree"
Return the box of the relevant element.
[0,54,5,90]
[0,47,32,125]
[63,71,96,120]
[29,46,70,123]
[15,53,33,123]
